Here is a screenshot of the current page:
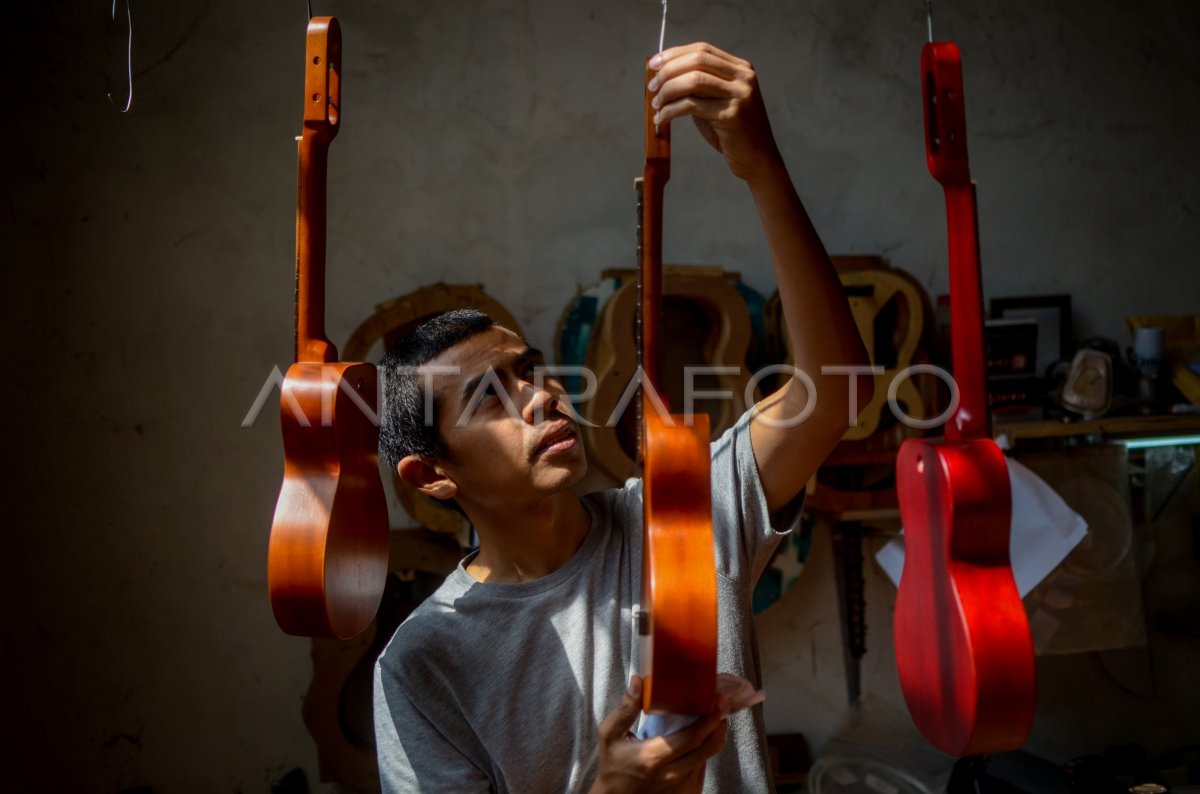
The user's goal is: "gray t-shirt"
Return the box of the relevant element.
[373,410,804,792]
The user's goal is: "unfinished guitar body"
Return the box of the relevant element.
[583,266,753,482]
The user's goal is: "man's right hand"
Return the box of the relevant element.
[588,676,726,794]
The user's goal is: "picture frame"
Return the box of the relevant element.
[989,294,1073,377]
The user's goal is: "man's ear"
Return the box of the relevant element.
[397,455,459,502]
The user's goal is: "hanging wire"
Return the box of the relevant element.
[307,0,313,20]
[925,0,934,42]
[108,0,133,112]
[658,1,668,53]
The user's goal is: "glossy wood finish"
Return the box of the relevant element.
[895,438,1034,754]
[892,41,1035,755]
[269,18,389,639]
[638,62,718,716]
[641,406,716,715]
[294,18,342,366]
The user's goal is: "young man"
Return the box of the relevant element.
[373,42,871,793]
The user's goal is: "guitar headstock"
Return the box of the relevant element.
[304,17,342,140]
[921,41,969,186]
[644,61,670,165]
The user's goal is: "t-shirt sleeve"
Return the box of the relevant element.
[373,659,492,793]
[708,409,806,584]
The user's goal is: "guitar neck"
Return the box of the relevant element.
[944,182,990,440]
[294,17,342,365]
[296,133,337,364]
[640,61,670,399]
[922,41,989,440]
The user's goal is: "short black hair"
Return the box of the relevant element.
[378,308,498,472]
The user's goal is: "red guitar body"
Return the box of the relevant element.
[893,41,1035,756]
[268,18,389,640]
[637,62,718,717]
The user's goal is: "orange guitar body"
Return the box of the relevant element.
[893,41,1035,755]
[641,403,716,714]
[638,63,718,716]
[268,18,389,640]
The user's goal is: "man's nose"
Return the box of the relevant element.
[521,381,560,423]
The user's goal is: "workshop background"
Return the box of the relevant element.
[4,0,1198,792]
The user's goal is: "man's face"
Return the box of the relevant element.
[422,326,587,511]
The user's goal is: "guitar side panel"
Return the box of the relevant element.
[270,362,390,640]
[894,438,1034,755]
[642,412,718,715]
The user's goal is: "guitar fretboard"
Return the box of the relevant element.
[635,176,645,465]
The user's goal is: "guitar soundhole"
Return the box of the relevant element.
[312,92,321,102]
[313,56,321,65]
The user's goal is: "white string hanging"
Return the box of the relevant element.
[658,0,668,54]
[108,0,133,112]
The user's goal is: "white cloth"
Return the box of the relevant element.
[875,454,1087,597]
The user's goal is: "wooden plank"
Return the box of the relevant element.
[995,414,1200,442]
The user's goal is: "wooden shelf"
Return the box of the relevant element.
[994,413,1200,442]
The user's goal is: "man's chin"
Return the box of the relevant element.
[539,457,588,492]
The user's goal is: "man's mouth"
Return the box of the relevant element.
[533,421,578,458]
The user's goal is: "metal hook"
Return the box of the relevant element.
[107,0,133,113]
[307,0,313,21]
[925,0,934,43]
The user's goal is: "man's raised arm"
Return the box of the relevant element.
[650,42,872,514]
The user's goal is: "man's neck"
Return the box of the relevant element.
[463,492,590,584]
